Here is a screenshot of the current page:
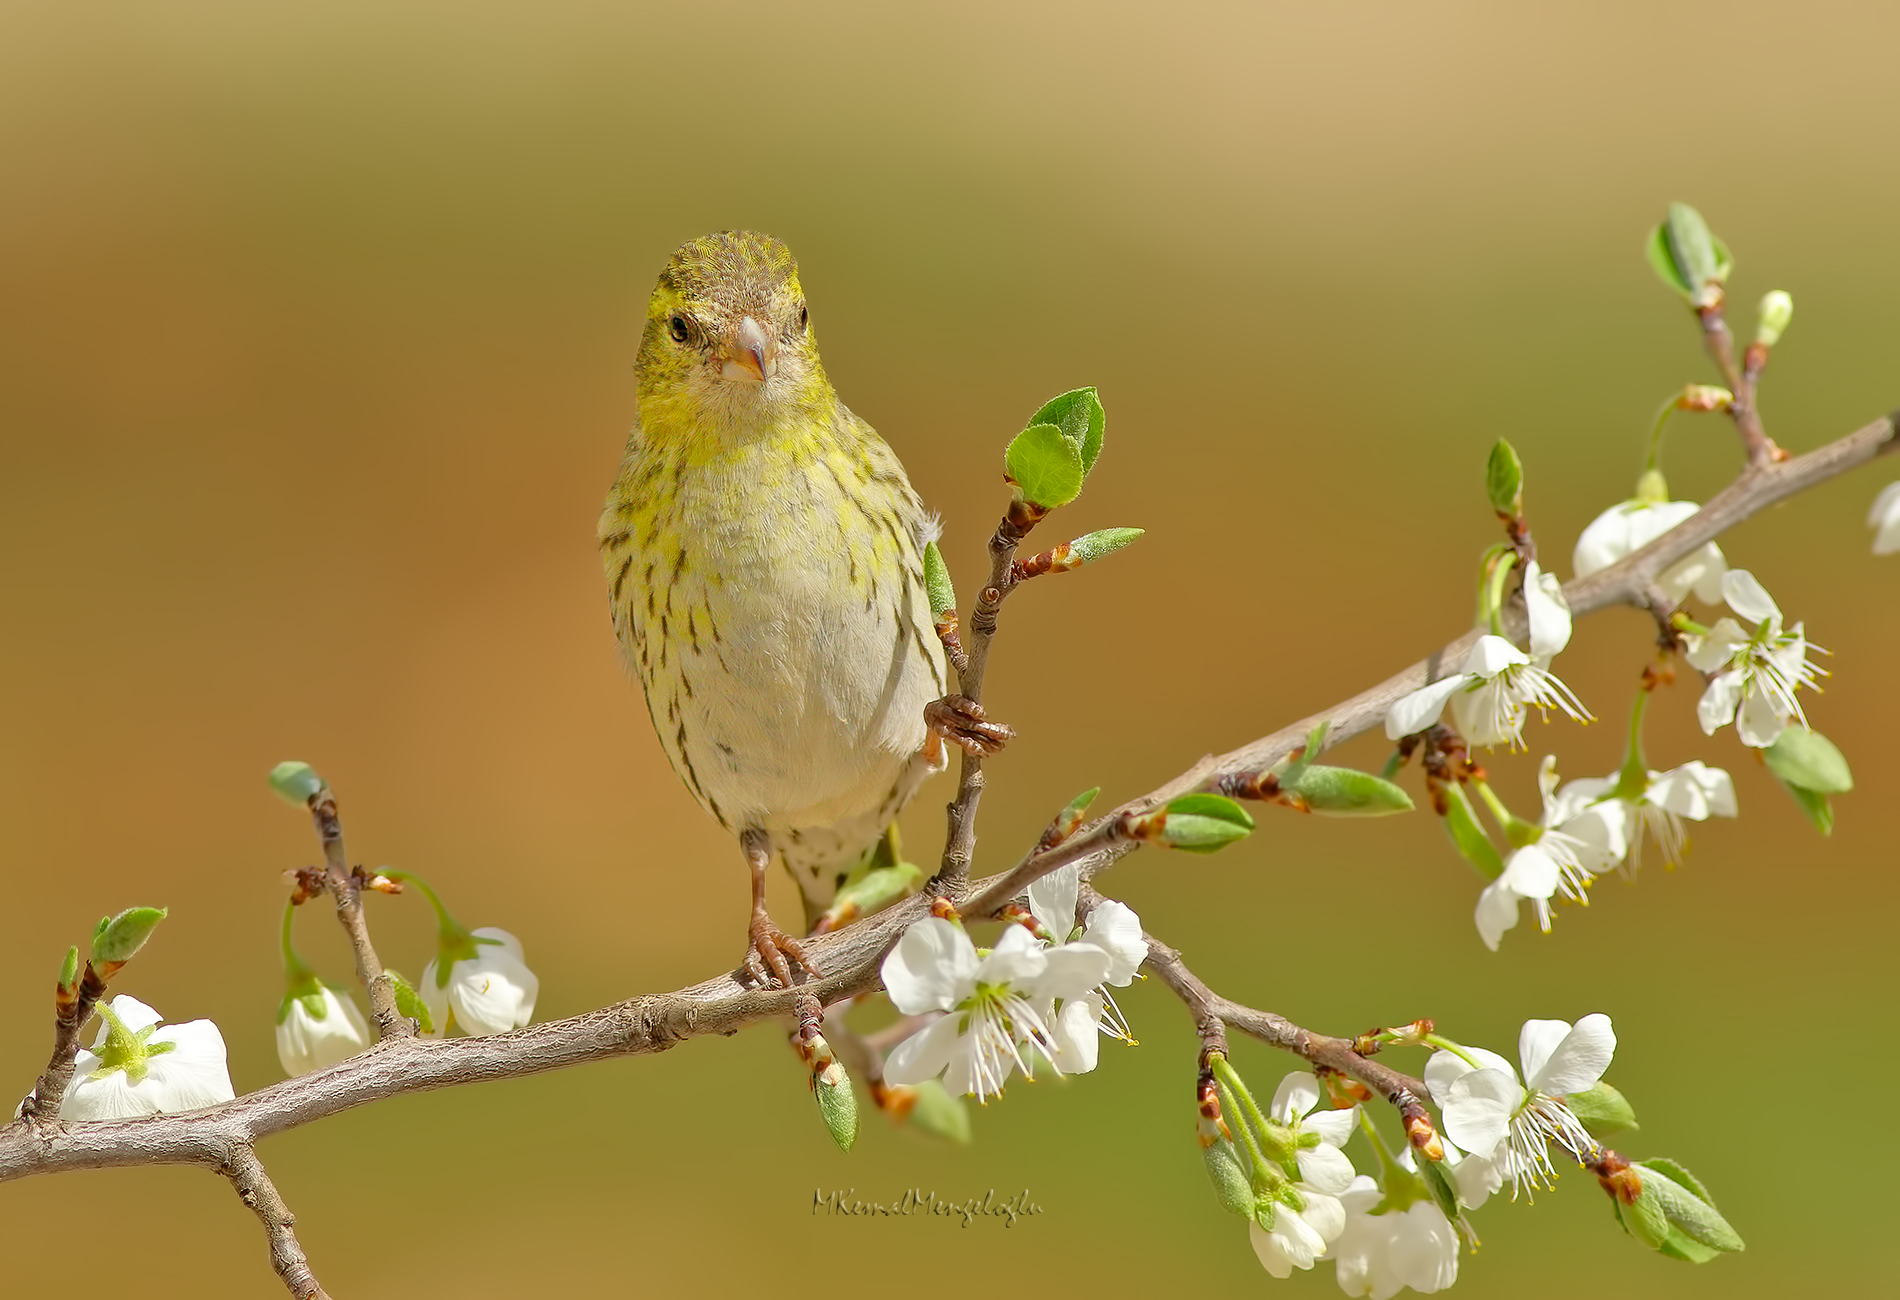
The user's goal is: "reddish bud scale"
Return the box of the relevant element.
[934,616,970,674]
[811,901,860,935]
[1004,497,1048,534]
[929,896,962,924]
[1121,810,1168,842]
[1010,542,1081,582]
[1399,1096,1445,1162]
[1196,1069,1232,1148]
[1038,807,1084,851]
[1589,1149,1643,1205]
[285,866,328,905]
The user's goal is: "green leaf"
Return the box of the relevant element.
[1160,794,1256,854]
[1203,1137,1255,1218]
[1029,387,1106,475]
[1565,1081,1638,1140]
[1067,527,1144,565]
[1634,1159,1745,1255]
[1417,1151,1464,1221]
[91,906,168,964]
[1764,727,1852,793]
[1645,222,1693,298]
[1061,787,1101,820]
[922,541,956,620]
[1442,784,1506,879]
[1663,203,1731,306]
[57,946,80,994]
[386,969,433,1035]
[829,860,925,920]
[901,1079,971,1145]
[1282,766,1415,817]
[1485,439,1523,515]
[815,1069,859,1153]
[1004,423,1086,509]
[268,760,326,806]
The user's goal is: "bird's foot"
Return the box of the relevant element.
[743,910,821,988]
[925,694,1014,757]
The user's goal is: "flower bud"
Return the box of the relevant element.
[91,906,167,965]
[1485,439,1523,516]
[1754,290,1793,347]
[1646,202,1733,309]
[922,541,956,621]
[268,760,325,806]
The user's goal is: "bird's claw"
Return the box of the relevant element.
[743,913,820,989]
[925,694,1014,757]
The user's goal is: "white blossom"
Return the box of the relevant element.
[881,918,1109,1101]
[1573,497,1727,604]
[276,982,371,1077]
[420,927,538,1037]
[61,995,236,1122]
[1023,863,1147,1069]
[1332,1176,1461,1299]
[1249,1072,1359,1278]
[1475,758,1628,950]
[1557,760,1737,872]
[1425,1015,1614,1197]
[1683,570,1825,748]
[1869,482,1900,555]
[1385,634,1589,750]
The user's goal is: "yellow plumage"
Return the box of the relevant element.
[599,231,948,980]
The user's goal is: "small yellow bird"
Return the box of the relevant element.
[599,231,1007,985]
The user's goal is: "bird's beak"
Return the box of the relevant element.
[720,315,778,383]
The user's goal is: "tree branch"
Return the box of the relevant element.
[217,1142,328,1299]
[2,407,1891,1241]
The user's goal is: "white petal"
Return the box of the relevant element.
[1424,1045,1513,1106]
[448,946,539,1035]
[1523,561,1572,658]
[1572,502,1641,578]
[1296,1188,1348,1246]
[1660,541,1728,606]
[1515,1018,1574,1087]
[1648,761,1737,820]
[469,927,525,961]
[978,923,1050,987]
[276,986,372,1077]
[1735,683,1790,748]
[1249,1221,1297,1279]
[1721,569,1782,626]
[1442,1068,1521,1158]
[1474,879,1522,952]
[143,1021,237,1110]
[1033,942,1113,1002]
[1295,1142,1357,1196]
[1080,901,1147,986]
[418,959,450,1038]
[60,1070,153,1121]
[883,1014,963,1086]
[1463,634,1530,676]
[1271,1071,1321,1123]
[1499,843,1561,900]
[881,917,978,1014]
[1049,997,1101,1074]
[1385,675,1469,739]
[1026,863,1080,939]
[1305,1105,1358,1149]
[1695,672,1742,735]
[1872,482,1900,555]
[1527,1012,1616,1095]
[1684,618,1747,672]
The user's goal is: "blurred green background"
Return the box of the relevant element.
[2,2,1895,1294]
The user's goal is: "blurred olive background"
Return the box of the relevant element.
[2,2,1895,1294]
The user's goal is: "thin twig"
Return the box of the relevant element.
[217,1143,329,1300]
[1142,932,1428,1106]
[305,788,407,1038]
[933,507,1035,897]
[15,959,112,1122]
[1700,305,1782,465]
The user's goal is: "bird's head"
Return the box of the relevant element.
[635,231,829,435]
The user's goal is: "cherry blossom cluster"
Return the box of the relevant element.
[276,870,538,1076]
[878,864,1144,1101]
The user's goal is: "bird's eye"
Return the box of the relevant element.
[797,303,809,331]
[667,314,690,343]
